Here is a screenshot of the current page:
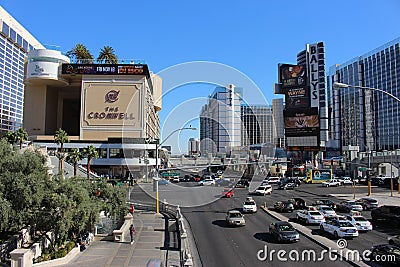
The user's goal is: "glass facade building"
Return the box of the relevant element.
[0,6,44,134]
[328,37,400,153]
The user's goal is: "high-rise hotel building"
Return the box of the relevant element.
[0,6,44,134]
[328,37,400,153]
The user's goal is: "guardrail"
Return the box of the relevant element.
[127,201,194,266]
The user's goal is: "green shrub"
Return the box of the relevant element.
[54,248,67,259]
[66,241,76,252]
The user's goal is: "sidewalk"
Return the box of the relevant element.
[60,211,180,267]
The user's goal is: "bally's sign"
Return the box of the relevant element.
[309,44,319,108]
[82,83,140,127]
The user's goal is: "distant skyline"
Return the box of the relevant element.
[2,0,400,153]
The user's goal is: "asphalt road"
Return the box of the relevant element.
[129,175,398,267]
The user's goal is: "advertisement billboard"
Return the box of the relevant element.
[279,64,307,89]
[62,64,150,76]
[284,108,319,136]
[285,86,310,109]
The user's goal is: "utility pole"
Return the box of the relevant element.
[367,151,372,196]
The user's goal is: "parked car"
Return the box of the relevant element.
[274,201,294,213]
[226,210,246,226]
[388,235,400,246]
[317,205,337,218]
[345,213,373,231]
[269,221,300,243]
[338,177,353,185]
[336,200,363,213]
[313,199,337,210]
[321,179,341,187]
[371,205,400,224]
[320,218,359,238]
[288,198,307,209]
[253,185,273,195]
[356,197,379,210]
[242,197,257,213]
[368,244,400,265]
[198,178,215,186]
[222,188,234,198]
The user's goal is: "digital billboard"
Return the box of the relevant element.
[279,64,307,89]
[284,108,319,136]
[285,86,309,109]
[61,64,150,77]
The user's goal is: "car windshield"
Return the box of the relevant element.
[354,217,368,222]
[258,186,266,190]
[310,211,321,216]
[230,213,242,218]
[279,225,295,232]
[244,201,255,205]
[339,221,354,227]
[321,207,332,211]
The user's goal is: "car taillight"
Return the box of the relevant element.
[340,228,347,232]
[311,216,315,219]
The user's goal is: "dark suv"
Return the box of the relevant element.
[371,205,400,224]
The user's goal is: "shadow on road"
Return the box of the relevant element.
[211,220,241,228]
[253,232,280,244]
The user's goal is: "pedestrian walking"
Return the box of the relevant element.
[129,224,136,244]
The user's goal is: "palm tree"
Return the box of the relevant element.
[66,44,93,64]
[83,145,98,180]
[67,148,83,177]
[3,131,17,145]
[15,128,28,150]
[54,129,69,179]
[97,46,118,64]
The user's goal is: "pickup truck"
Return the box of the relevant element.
[321,179,341,187]
[296,210,325,225]
[320,218,359,238]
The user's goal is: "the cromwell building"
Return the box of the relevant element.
[24,49,162,178]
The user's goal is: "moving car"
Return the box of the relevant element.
[317,205,337,218]
[356,197,379,210]
[222,188,234,198]
[274,201,294,213]
[336,200,363,213]
[226,210,245,226]
[371,205,400,224]
[158,179,169,186]
[235,179,249,188]
[345,213,373,231]
[321,179,341,187]
[253,185,272,195]
[338,177,353,185]
[193,175,202,182]
[288,198,307,209]
[388,235,400,246]
[198,178,215,186]
[368,244,400,265]
[264,177,281,185]
[269,221,300,243]
[242,197,257,213]
[313,199,337,210]
[278,182,296,190]
[183,174,191,182]
[320,218,359,238]
[171,176,180,183]
[296,209,325,225]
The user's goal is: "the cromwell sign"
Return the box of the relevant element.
[82,83,140,127]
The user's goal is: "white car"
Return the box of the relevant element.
[320,219,359,238]
[321,179,341,187]
[317,205,337,218]
[242,198,257,213]
[198,178,215,186]
[254,185,273,195]
[296,210,325,224]
[345,214,373,231]
[339,177,353,185]
[264,177,281,185]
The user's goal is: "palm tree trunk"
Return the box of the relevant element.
[19,141,22,150]
[87,158,91,181]
[74,162,77,176]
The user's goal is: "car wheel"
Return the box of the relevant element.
[277,235,282,242]
[334,231,338,239]
[296,215,300,221]
[306,219,310,225]
[320,225,324,231]
[389,239,394,245]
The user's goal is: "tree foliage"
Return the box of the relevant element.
[97,46,118,64]
[16,128,28,150]
[67,148,83,176]
[83,145,99,180]
[66,44,93,64]
[0,140,127,251]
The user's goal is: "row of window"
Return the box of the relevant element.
[1,22,34,52]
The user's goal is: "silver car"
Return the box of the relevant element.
[226,210,246,226]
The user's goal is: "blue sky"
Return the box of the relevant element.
[2,0,400,153]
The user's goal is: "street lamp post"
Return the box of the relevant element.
[154,127,197,214]
[333,82,400,196]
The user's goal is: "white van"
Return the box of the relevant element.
[254,185,273,195]
[264,177,281,185]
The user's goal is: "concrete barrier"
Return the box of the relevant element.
[113,213,133,243]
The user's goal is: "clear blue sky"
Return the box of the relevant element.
[2,0,400,153]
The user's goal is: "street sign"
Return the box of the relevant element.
[359,167,367,171]
[161,172,180,177]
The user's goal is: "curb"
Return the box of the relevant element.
[260,206,369,267]
[181,216,202,267]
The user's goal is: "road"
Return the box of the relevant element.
[129,174,398,267]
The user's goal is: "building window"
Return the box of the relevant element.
[109,148,124,158]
